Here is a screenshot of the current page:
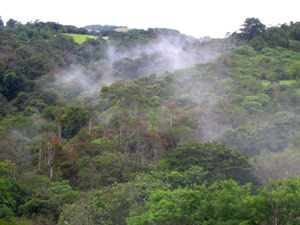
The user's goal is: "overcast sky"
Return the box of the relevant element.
[1,0,300,38]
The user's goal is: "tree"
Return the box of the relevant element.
[6,19,19,28]
[2,72,24,100]
[0,178,23,219]
[167,102,177,127]
[254,150,300,185]
[24,54,49,79]
[0,128,16,162]
[62,105,89,139]
[265,26,289,47]
[58,175,168,225]
[240,17,266,41]
[41,132,62,179]
[253,176,300,225]
[0,160,17,178]
[250,35,268,50]
[41,106,64,139]
[127,180,253,225]
[163,141,257,185]
[162,125,193,148]
[290,22,300,41]
[0,17,3,27]
[19,180,79,222]
[77,152,138,189]
[152,166,208,189]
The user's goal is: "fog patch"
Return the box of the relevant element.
[106,35,223,79]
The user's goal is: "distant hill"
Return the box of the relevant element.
[114,27,132,32]
[147,28,180,35]
[85,24,128,31]
[86,25,181,35]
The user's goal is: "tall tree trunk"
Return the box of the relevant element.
[136,142,139,163]
[58,123,61,139]
[119,120,122,148]
[50,166,53,179]
[170,109,174,127]
[88,118,92,135]
[153,141,157,164]
[141,146,145,165]
[124,129,130,154]
[47,140,51,165]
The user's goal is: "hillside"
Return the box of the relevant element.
[1,17,300,224]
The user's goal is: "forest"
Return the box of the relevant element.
[1,17,300,224]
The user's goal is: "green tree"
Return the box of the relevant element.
[162,141,257,185]
[127,180,253,225]
[2,72,24,100]
[152,166,208,189]
[0,160,17,178]
[253,176,300,225]
[0,178,23,218]
[24,54,49,79]
[0,17,4,27]
[240,17,266,41]
[6,19,19,28]
[290,22,300,41]
[58,175,167,225]
[78,152,138,189]
[19,180,79,222]
[62,105,89,139]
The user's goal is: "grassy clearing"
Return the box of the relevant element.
[279,80,297,86]
[63,33,97,44]
[103,36,109,40]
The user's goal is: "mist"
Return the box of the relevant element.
[51,33,225,103]
[49,31,230,146]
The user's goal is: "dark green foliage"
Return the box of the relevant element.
[6,19,19,28]
[18,180,79,221]
[58,175,167,225]
[1,72,24,101]
[0,61,6,76]
[0,178,23,218]
[290,22,300,41]
[240,18,266,41]
[0,93,9,116]
[24,54,49,79]
[152,166,208,189]
[38,90,58,105]
[62,105,89,139]
[127,176,300,225]
[127,180,252,225]
[0,217,18,225]
[77,152,140,189]
[163,141,257,185]
[265,26,289,48]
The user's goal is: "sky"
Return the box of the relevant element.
[1,0,300,38]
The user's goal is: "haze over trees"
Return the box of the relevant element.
[1,16,300,224]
